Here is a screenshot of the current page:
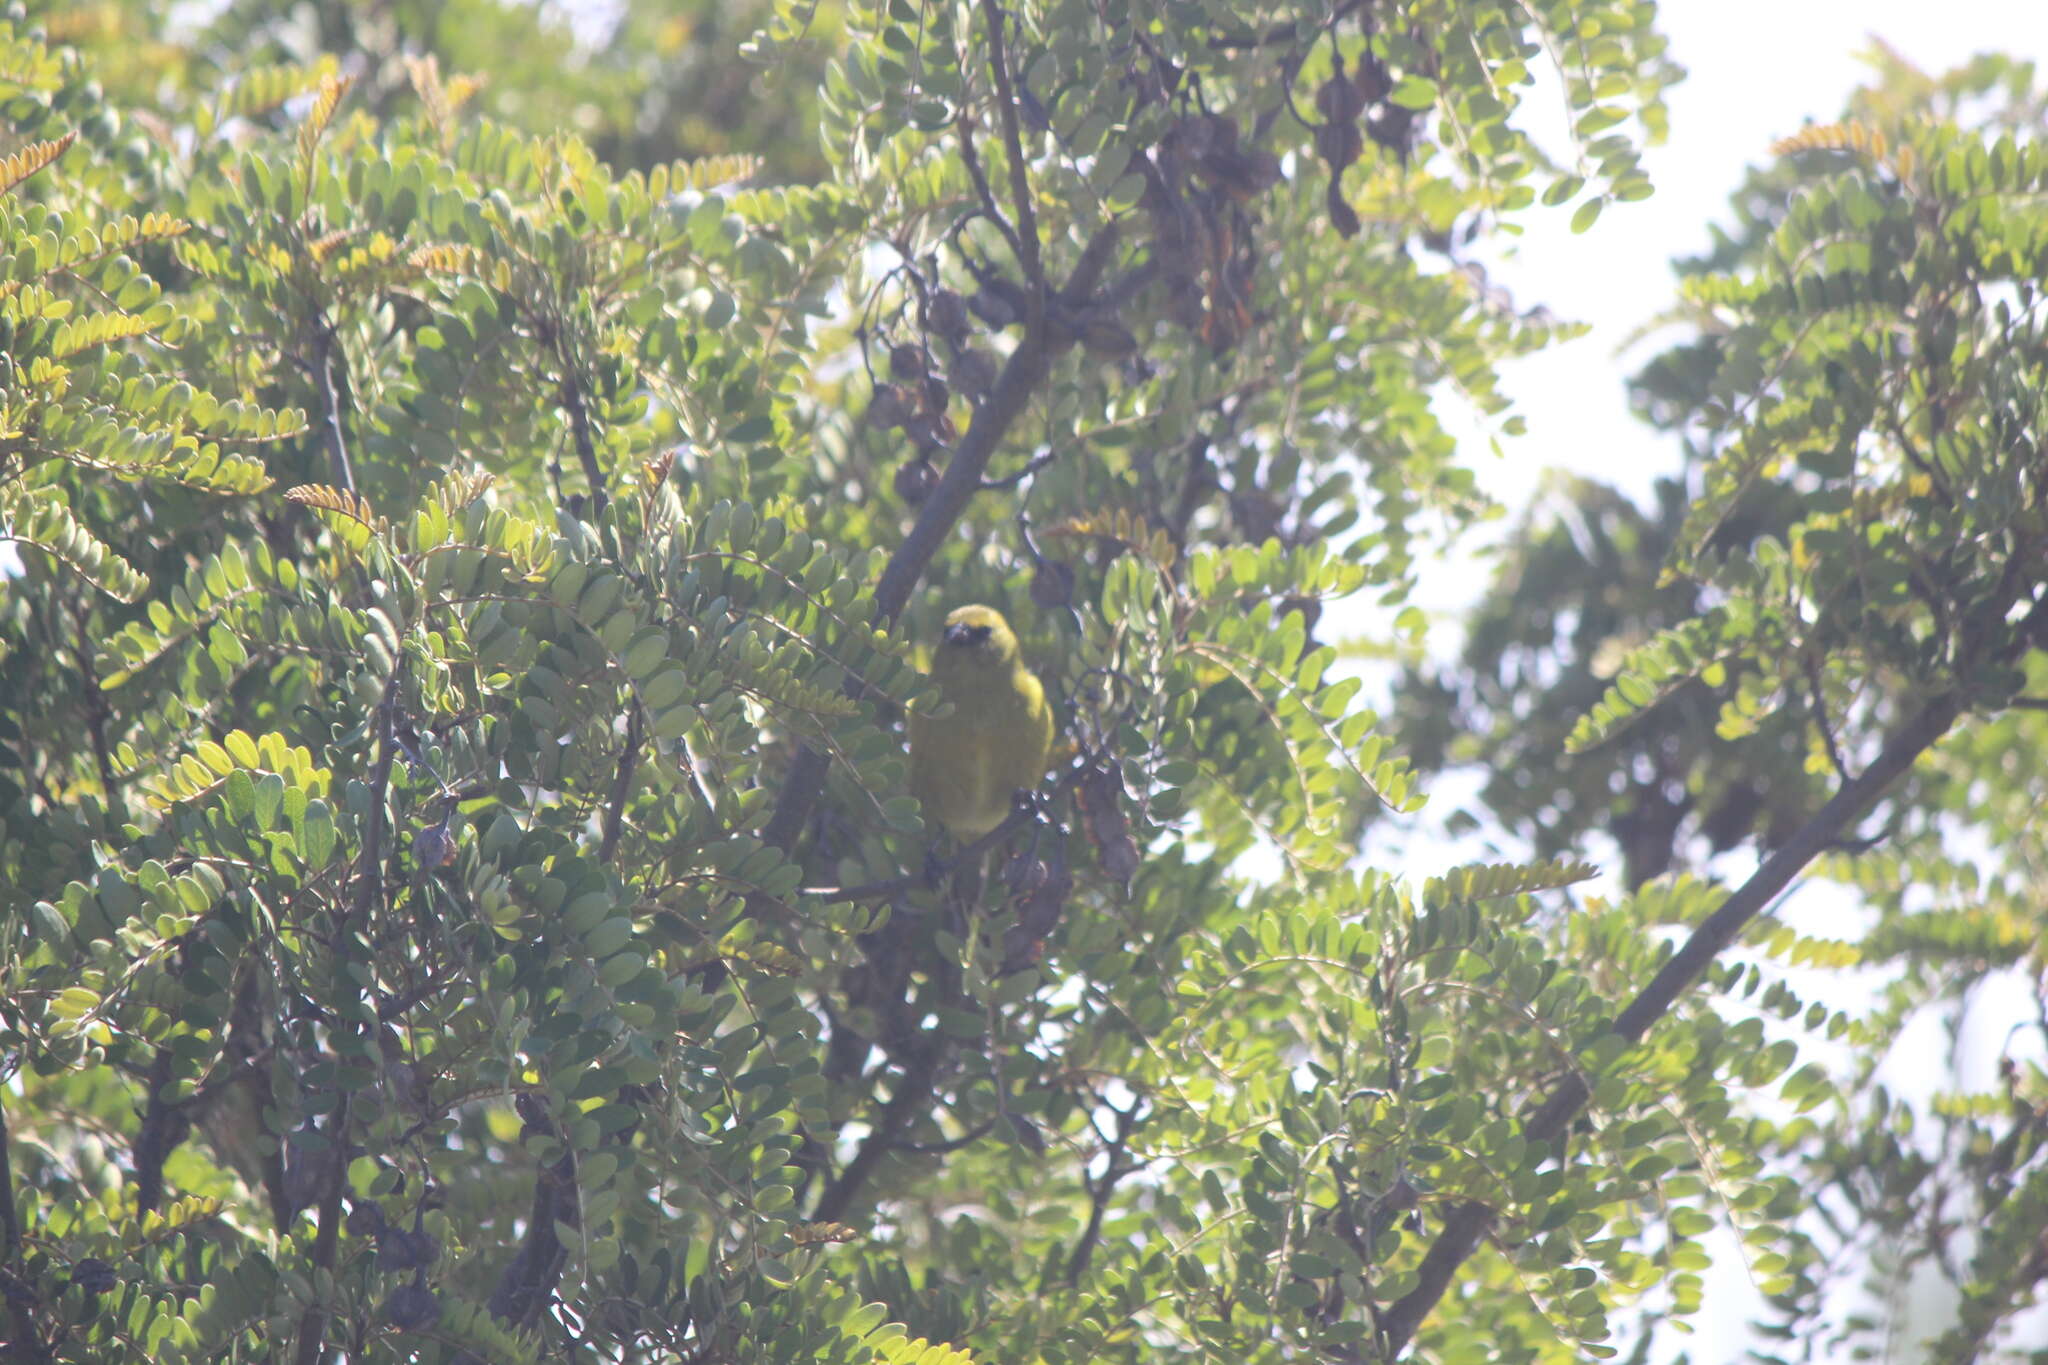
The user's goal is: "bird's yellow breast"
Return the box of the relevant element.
[908,611,1053,840]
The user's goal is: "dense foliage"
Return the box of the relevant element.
[1,1,2042,1363]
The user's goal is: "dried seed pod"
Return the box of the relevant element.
[1080,314,1139,357]
[381,1283,442,1331]
[1354,50,1393,106]
[927,288,972,344]
[894,458,940,505]
[1004,1111,1048,1154]
[1076,762,1140,883]
[1003,850,1051,897]
[70,1259,116,1297]
[1316,72,1363,124]
[1316,119,1364,173]
[949,347,997,399]
[969,280,1025,329]
[378,1226,441,1272]
[1029,558,1076,610]
[346,1200,388,1238]
[867,383,912,430]
[1003,839,1072,970]
[889,341,927,382]
[413,819,455,871]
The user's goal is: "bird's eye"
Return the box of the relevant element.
[946,622,995,648]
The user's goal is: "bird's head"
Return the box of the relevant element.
[933,604,1021,678]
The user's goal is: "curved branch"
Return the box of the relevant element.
[1378,691,1962,1356]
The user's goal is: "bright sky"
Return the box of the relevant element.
[1477,1,2048,509]
[1447,5,2048,1359]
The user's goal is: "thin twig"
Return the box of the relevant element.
[1802,647,1852,783]
[1064,1101,1143,1286]
[979,0,1043,304]
[311,310,357,494]
[981,448,1055,490]
[955,116,1025,265]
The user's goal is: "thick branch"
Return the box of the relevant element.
[557,352,608,515]
[1378,692,1963,1357]
[599,704,643,863]
[132,1045,188,1217]
[487,1096,578,1329]
[68,602,124,824]
[811,1044,941,1224]
[0,1266,49,1365]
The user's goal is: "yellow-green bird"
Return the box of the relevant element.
[909,605,1055,841]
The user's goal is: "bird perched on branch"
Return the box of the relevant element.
[909,604,1054,841]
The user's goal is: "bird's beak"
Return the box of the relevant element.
[944,623,975,647]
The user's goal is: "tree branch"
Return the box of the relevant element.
[811,1042,941,1224]
[1377,691,1963,1357]
[308,309,358,494]
[131,1044,188,1217]
[557,349,608,516]
[292,667,406,1365]
[67,601,123,824]
[1063,1101,1143,1286]
[0,1088,20,1262]
[599,704,643,863]
[487,1095,578,1329]
[955,115,1025,267]
[979,0,1042,302]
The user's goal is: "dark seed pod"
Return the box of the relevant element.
[894,458,940,505]
[867,383,912,430]
[70,1259,117,1297]
[922,374,951,415]
[1168,283,1207,331]
[927,289,972,344]
[1076,762,1141,884]
[381,1283,442,1331]
[413,819,455,871]
[1081,315,1139,357]
[1005,1111,1048,1154]
[1030,558,1076,610]
[1004,851,1051,896]
[969,282,1023,329]
[949,347,997,400]
[889,342,927,381]
[378,1227,441,1272]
